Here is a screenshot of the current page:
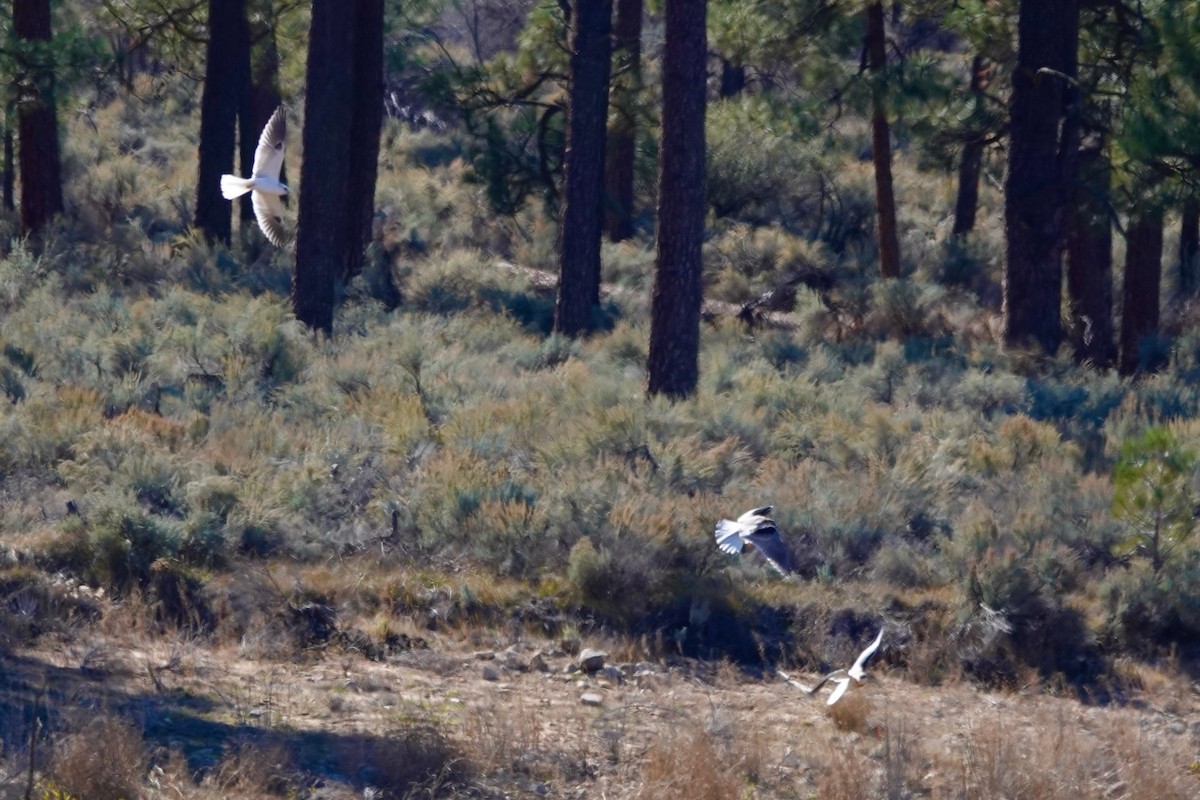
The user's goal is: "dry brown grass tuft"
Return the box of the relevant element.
[813,737,876,800]
[827,689,871,733]
[47,715,147,800]
[201,739,297,797]
[635,727,746,800]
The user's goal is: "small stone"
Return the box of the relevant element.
[600,665,624,685]
[482,665,500,681]
[580,692,603,707]
[529,651,549,672]
[474,651,496,661]
[578,648,608,673]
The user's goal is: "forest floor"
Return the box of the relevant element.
[3,619,1198,799]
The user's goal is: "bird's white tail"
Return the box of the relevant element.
[220,174,253,200]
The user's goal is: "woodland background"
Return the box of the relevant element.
[1,0,1200,797]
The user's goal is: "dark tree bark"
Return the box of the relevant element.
[1003,0,1079,354]
[603,0,643,243]
[1119,208,1165,377]
[14,0,64,237]
[345,0,385,280]
[952,55,987,237]
[1179,197,1199,296]
[1065,139,1115,368]
[3,115,14,212]
[866,1,901,279]
[294,0,358,333]
[719,59,746,97]
[240,0,283,226]
[554,0,614,337]
[195,0,250,245]
[647,0,706,399]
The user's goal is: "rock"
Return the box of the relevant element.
[578,648,608,673]
[580,692,603,707]
[1167,720,1187,736]
[600,665,624,685]
[529,651,549,672]
[474,650,496,661]
[502,647,529,672]
[482,665,500,681]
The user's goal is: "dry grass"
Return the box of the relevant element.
[46,715,147,800]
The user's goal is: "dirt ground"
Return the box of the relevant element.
[2,623,1197,799]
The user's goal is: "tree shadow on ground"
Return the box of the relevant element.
[0,649,477,797]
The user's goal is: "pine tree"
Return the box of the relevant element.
[13,0,64,237]
[554,0,614,336]
[1003,0,1079,354]
[647,0,706,398]
[195,0,250,245]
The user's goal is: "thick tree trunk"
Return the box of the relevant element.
[554,0,613,337]
[866,2,900,279]
[603,0,643,243]
[719,59,746,97]
[3,117,14,212]
[14,0,64,237]
[240,0,283,226]
[1179,197,1199,296]
[345,0,385,279]
[294,0,357,334]
[952,55,987,237]
[1119,209,1164,377]
[1065,140,1115,368]
[195,0,250,245]
[647,0,706,399]
[1003,0,1079,354]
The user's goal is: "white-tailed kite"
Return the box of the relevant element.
[220,105,289,247]
[806,628,884,705]
[714,505,792,576]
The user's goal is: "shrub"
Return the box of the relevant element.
[47,716,147,800]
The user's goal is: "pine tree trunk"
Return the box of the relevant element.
[195,0,250,245]
[554,0,613,337]
[1119,208,1164,377]
[647,0,706,399]
[603,0,643,243]
[1179,197,1199,296]
[294,0,357,334]
[345,0,385,280]
[3,117,14,212]
[1003,0,1079,354]
[240,0,282,227]
[952,55,986,237]
[13,0,64,237]
[1065,140,1115,368]
[866,1,900,279]
[719,59,746,97]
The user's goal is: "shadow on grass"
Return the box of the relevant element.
[0,650,475,797]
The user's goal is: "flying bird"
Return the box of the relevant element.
[220,105,289,247]
[714,505,792,576]
[805,628,884,705]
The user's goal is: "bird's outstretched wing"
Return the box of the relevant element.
[826,676,852,705]
[714,520,746,555]
[848,628,884,681]
[737,505,773,523]
[253,106,287,179]
[807,668,847,695]
[745,526,791,575]
[252,191,288,247]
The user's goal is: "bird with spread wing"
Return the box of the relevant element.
[714,505,792,576]
[778,628,885,705]
[220,106,289,247]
